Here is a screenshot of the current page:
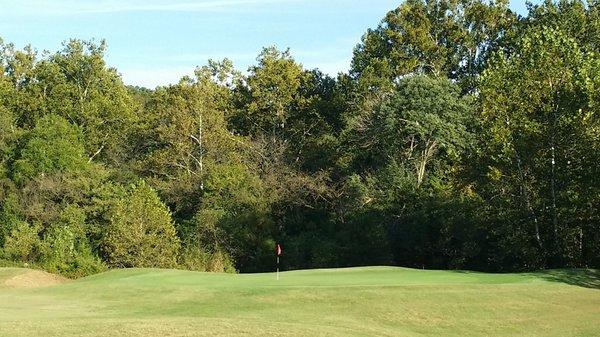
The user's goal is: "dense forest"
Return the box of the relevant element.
[0,0,599,277]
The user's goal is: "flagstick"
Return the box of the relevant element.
[277,256,280,281]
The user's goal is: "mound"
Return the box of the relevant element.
[0,268,68,289]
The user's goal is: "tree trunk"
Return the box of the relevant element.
[416,139,437,187]
[550,95,559,263]
[515,151,543,251]
[198,109,204,190]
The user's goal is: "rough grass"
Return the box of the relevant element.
[0,268,68,289]
[0,266,598,336]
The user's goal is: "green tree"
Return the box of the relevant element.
[40,205,106,278]
[232,47,314,138]
[1,221,41,262]
[41,40,137,165]
[12,114,87,185]
[351,0,516,92]
[480,24,600,267]
[103,181,180,268]
[197,162,273,272]
[345,75,473,186]
[1,39,137,166]
[136,59,240,219]
[525,0,600,53]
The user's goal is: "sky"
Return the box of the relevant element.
[0,0,537,88]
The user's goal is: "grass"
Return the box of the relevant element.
[0,266,598,336]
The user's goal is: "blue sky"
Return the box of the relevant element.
[0,0,536,88]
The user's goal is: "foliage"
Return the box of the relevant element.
[102,181,180,268]
[1,1,599,276]
[39,205,106,278]
[479,21,600,267]
[12,114,88,185]
[1,221,41,262]
[179,245,236,273]
[351,0,517,92]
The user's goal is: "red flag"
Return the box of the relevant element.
[276,243,282,256]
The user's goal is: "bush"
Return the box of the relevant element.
[179,245,236,273]
[1,221,42,262]
[103,181,180,268]
[40,224,106,278]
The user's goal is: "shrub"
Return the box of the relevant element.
[1,221,42,262]
[103,181,180,268]
[179,245,236,273]
[40,223,106,278]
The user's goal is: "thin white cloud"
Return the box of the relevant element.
[167,52,257,63]
[1,0,299,15]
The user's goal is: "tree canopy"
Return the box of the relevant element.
[1,0,598,276]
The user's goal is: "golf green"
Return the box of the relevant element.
[0,267,598,336]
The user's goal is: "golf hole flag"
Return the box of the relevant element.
[276,243,282,280]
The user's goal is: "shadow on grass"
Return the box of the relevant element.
[446,268,599,289]
[536,269,600,289]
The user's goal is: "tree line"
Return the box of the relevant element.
[0,0,599,277]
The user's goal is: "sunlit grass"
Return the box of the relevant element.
[0,267,598,336]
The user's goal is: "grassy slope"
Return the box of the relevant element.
[0,267,598,336]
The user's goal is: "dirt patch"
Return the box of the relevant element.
[3,269,69,289]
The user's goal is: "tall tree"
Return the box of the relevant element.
[136,59,241,219]
[232,47,314,138]
[480,24,600,267]
[345,75,473,186]
[351,0,516,92]
[11,114,88,185]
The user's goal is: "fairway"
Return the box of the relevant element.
[0,267,598,336]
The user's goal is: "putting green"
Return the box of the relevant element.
[0,266,598,336]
